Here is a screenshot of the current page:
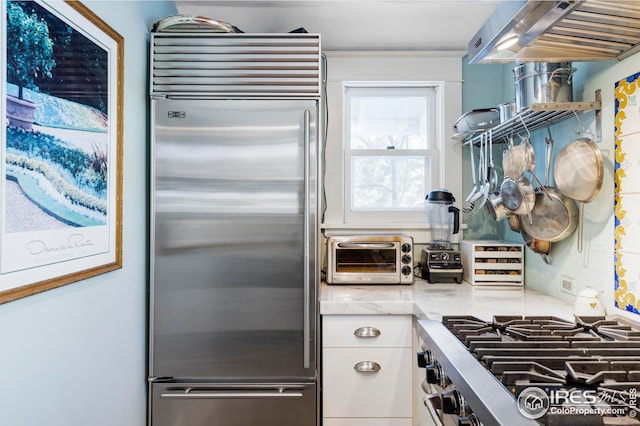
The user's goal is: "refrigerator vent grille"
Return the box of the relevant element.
[151,33,321,97]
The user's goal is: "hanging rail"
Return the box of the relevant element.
[461,99,601,146]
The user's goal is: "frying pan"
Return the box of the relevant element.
[519,129,578,243]
[554,134,604,252]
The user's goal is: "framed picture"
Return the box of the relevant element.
[1,0,123,303]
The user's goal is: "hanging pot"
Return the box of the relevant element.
[503,135,535,180]
[519,217,552,264]
[519,129,578,243]
[500,175,535,217]
[507,214,520,232]
[485,191,511,222]
[554,134,604,252]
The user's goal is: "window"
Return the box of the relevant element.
[343,83,440,223]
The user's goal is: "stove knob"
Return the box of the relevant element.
[458,413,481,426]
[425,362,447,386]
[441,389,463,415]
[425,363,439,384]
[416,350,433,368]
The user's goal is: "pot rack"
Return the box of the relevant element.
[461,91,602,146]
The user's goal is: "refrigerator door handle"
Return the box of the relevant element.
[160,391,304,400]
[303,108,311,370]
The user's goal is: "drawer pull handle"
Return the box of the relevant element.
[354,361,381,373]
[354,326,381,338]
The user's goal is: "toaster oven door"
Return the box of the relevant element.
[330,242,400,283]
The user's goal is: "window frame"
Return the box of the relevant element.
[342,82,443,224]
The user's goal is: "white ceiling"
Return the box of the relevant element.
[173,0,502,52]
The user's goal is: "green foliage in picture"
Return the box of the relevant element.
[6,127,108,198]
[6,0,56,99]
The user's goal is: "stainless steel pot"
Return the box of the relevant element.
[519,131,578,243]
[497,101,516,123]
[500,176,535,217]
[513,62,576,112]
[454,108,499,134]
[503,136,535,180]
[507,214,520,232]
[520,218,552,264]
[485,191,510,222]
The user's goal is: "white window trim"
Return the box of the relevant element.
[341,81,445,225]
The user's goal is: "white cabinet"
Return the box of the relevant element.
[322,315,413,425]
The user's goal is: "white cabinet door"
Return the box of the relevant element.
[323,315,412,348]
[323,347,413,418]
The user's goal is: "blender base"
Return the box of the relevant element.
[420,249,463,284]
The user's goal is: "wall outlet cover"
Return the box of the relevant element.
[560,275,576,295]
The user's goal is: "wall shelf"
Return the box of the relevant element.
[459,95,602,146]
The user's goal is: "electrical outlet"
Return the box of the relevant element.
[560,275,576,295]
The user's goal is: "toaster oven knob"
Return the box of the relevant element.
[441,389,464,415]
[458,414,481,426]
[401,242,411,253]
[402,254,412,264]
[401,265,412,276]
[416,350,433,368]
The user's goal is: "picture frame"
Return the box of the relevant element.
[1,0,123,303]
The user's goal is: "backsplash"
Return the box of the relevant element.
[461,58,640,318]
[614,70,640,316]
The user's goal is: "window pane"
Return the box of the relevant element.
[351,156,430,210]
[350,96,429,150]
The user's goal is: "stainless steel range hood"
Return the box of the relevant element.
[468,0,640,64]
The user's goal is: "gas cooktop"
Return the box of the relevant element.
[417,315,640,425]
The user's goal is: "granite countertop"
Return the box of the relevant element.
[320,278,575,321]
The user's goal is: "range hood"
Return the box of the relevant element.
[468,0,640,63]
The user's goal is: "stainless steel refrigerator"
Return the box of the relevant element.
[148,33,321,426]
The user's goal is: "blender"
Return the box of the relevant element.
[421,189,464,283]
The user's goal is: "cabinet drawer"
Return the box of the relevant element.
[322,347,412,418]
[323,418,412,426]
[322,315,412,348]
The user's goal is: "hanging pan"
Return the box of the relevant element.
[553,130,604,252]
[507,214,520,232]
[519,127,578,243]
[519,216,551,264]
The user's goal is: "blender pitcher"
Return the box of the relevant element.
[425,189,460,250]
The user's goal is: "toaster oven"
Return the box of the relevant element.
[326,235,414,284]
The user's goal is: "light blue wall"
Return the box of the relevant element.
[460,58,511,240]
[461,53,640,321]
[0,2,176,425]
